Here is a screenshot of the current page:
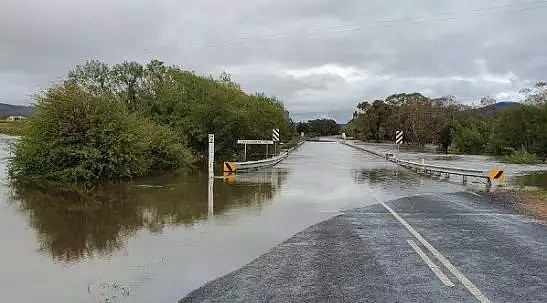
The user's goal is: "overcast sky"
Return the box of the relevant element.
[1,0,546,122]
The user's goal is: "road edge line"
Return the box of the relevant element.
[379,200,491,303]
[407,239,455,287]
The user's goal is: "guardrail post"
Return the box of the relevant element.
[485,177,492,190]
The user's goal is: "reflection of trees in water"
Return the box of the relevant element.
[10,170,287,263]
[512,171,547,190]
[352,168,420,186]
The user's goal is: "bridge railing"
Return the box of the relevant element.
[232,141,304,171]
[342,141,490,182]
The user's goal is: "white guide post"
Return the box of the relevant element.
[208,134,214,178]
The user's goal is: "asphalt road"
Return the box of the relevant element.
[180,191,546,302]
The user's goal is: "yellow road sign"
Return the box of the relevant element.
[488,168,505,182]
[223,172,236,184]
[223,162,236,173]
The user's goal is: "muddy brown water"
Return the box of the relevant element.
[0,139,530,303]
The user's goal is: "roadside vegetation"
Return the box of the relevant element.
[9,60,295,183]
[493,189,547,223]
[296,118,340,137]
[0,120,24,136]
[345,82,547,163]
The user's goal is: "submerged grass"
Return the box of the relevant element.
[0,121,24,136]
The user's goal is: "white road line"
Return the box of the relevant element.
[468,192,482,197]
[378,200,492,303]
[407,239,455,287]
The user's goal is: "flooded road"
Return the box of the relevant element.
[1,140,476,303]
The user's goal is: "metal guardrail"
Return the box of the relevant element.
[342,141,490,182]
[233,141,304,171]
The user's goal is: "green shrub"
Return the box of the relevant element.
[9,83,192,183]
[451,126,487,154]
[502,146,540,164]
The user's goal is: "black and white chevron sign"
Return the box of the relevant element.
[272,128,280,141]
[395,130,403,144]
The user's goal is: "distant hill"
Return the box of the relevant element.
[0,103,34,117]
[476,101,521,116]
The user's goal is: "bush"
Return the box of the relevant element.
[9,83,192,183]
[503,146,540,164]
[452,126,487,154]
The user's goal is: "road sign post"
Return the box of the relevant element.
[208,134,214,178]
[237,139,274,160]
[395,130,403,152]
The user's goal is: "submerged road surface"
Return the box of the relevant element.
[181,145,547,302]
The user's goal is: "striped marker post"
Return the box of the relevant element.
[272,128,280,156]
[395,130,403,152]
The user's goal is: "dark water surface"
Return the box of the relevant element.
[511,171,547,190]
[2,140,480,303]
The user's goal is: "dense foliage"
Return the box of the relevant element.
[345,82,547,162]
[10,60,295,183]
[10,84,192,182]
[296,118,340,137]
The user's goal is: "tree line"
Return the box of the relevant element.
[345,82,547,163]
[10,60,295,183]
[296,118,340,137]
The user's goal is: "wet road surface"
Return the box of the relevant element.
[182,192,547,302]
[1,140,543,302]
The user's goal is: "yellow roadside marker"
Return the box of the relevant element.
[223,162,236,173]
[488,168,505,182]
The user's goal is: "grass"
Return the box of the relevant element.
[502,146,541,164]
[511,189,547,223]
[0,121,24,136]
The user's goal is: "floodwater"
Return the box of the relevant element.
[511,171,547,190]
[2,139,481,303]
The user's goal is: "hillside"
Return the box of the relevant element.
[477,101,521,115]
[0,103,34,117]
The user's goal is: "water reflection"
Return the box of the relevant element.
[9,169,287,263]
[510,171,547,190]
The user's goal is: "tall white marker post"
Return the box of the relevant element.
[208,134,214,178]
[207,134,215,217]
[208,177,214,217]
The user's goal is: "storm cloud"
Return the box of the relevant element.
[1,0,546,122]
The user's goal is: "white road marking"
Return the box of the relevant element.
[378,199,492,303]
[468,192,482,197]
[407,239,455,287]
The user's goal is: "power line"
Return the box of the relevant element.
[158,1,547,52]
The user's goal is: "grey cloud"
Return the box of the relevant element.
[1,0,546,121]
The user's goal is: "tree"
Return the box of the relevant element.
[67,60,113,95]
[112,61,145,109]
[10,83,192,183]
[480,96,496,107]
[521,81,547,105]
[295,119,339,137]
[11,59,296,184]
